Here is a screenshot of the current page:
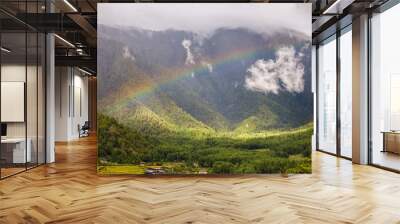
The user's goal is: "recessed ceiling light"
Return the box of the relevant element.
[323,0,343,15]
[323,0,355,15]
[78,67,93,76]
[54,34,75,48]
[63,0,78,12]
[1,47,11,53]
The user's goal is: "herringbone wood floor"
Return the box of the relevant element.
[1,136,400,224]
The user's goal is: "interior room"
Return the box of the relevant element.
[0,18,46,178]
[1,0,400,223]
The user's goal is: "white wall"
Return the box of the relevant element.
[72,73,89,138]
[1,65,40,138]
[55,67,70,141]
[1,65,26,139]
[55,67,89,141]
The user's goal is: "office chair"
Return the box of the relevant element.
[79,121,90,138]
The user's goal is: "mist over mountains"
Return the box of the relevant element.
[98,25,313,133]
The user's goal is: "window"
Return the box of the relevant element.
[318,36,337,154]
[339,28,352,158]
[370,3,400,171]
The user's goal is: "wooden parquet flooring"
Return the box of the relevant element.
[1,136,400,224]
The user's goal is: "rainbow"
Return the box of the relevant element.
[105,46,275,109]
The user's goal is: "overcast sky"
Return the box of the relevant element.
[98,3,311,37]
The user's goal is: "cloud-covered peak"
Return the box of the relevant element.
[98,4,311,37]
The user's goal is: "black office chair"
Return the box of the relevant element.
[79,121,90,138]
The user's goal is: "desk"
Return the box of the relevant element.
[382,131,400,154]
[1,138,31,163]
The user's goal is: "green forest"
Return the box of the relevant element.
[97,113,312,175]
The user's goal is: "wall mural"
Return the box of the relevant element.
[97,3,313,175]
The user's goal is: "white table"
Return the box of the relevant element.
[1,138,31,163]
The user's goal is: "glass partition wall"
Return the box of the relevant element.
[0,4,46,179]
[0,31,27,177]
[316,25,353,159]
[370,3,400,171]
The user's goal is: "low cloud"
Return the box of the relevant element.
[201,62,213,73]
[206,63,213,73]
[122,46,135,61]
[182,39,195,65]
[244,46,304,94]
